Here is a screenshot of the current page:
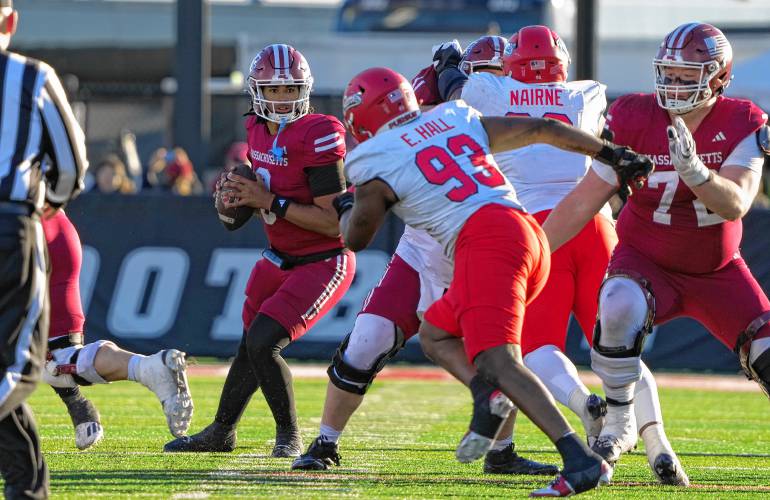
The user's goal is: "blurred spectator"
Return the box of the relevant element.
[94,154,136,194]
[165,147,203,196]
[145,147,168,190]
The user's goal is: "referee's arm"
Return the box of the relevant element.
[39,63,88,206]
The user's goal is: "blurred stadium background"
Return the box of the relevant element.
[13,0,770,371]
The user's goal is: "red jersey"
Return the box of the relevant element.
[608,94,766,274]
[245,113,346,256]
[411,65,442,106]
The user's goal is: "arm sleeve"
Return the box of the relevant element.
[40,64,88,205]
[305,163,346,197]
[723,133,764,173]
[303,116,346,166]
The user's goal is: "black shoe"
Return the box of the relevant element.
[291,437,341,470]
[272,430,303,458]
[456,375,514,463]
[652,453,690,486]
[484,444,560,475]
[163,422,236,452]
[530,457,613,497]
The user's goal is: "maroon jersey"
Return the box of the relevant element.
[411,65,442,106]
[245,113,346,256]
[608,94,766,274]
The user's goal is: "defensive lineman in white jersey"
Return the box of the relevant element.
[333,66,654,496]
[431,25,687,485]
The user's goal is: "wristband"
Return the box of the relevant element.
[332,192,354,220]
[270,196,292,218]
[594,140,616,166]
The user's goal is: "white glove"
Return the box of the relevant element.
[666,116,711,187]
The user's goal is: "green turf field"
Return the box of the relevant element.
[30,371,770,498]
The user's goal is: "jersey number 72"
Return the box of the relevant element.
[414,133,506,202]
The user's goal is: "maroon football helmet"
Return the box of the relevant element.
[653,23,733,114]
[503,25,570,83]
[247,44,313,123]
[460,35,508,75]
[342,67,420,144]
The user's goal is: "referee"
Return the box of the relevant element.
[0,1,87,498]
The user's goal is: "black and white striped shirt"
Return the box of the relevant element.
[0,50,87,210]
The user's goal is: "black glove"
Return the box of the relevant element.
[332,192,354,220]
[595,141,654,201]
[432,40,463,74]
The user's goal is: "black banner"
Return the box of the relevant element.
[66,194,770,372]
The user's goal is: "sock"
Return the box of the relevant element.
[640,423,673,459]
[568,389,591,418]
[214,339,259,428]
[319,424,342,444]
[127,355,145,382]
[555,431,593,467]
[53,385,100,426]
[491,435,512,451]
[525,345,588,406]
[603,383,634,403]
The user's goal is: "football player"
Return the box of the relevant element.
[291,36,558,477]
[164,44,355,457]
[542,22,769,483]
[431,27,688,485]
[334,66,652,496]
[43,209,193,449]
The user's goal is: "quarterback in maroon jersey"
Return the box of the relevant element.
[165,44,355,457]
[544,23,770,484]
[42,209,194,450]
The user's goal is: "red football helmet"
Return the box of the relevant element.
[460,35,508,75]
[342,67,420,144]
[247,44,313,123]
[503,25,570,83]
[653,23,733,114]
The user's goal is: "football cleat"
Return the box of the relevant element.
[138,349,194,438]
[75,421,104,451]
[651,453,690,487]
[591,403,637,464]
[582,394,607,448]
[272,430,303,458]
[163,421,236,452]
[530,459,613,497]
[291,437,342,470]
[484,443,560,475]
[60,391,104,450]
[456,376,514,464]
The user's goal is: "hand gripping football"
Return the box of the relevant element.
[215,163,256,231]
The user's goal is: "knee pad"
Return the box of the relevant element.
[43,340,111,387]
[327,314,405,395]
[735,312,770,399]
[593,276,654,357]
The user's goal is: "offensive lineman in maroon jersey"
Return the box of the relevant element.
[543,23,770,484]
[42,210,194,449]
[165,44,355,457]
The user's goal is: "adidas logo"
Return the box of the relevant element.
[712,131,726,142]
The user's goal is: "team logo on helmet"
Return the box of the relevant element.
[342,92,363,113]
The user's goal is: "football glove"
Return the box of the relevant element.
[667,116,711,188]
[595,141,655,202]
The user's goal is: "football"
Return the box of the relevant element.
[215,163,257,231]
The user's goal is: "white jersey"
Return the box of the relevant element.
[396,225,453,289]
[461,72,610,216]
[345,100,522,257]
